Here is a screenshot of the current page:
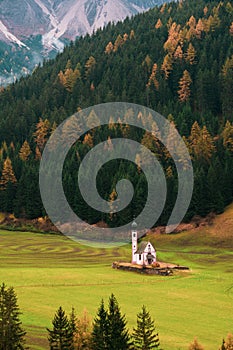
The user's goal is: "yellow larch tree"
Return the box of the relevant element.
[146,63,159,90]
[108,116,116,130]
[0,157,17,189]
[34,118,50,152]
[141,131,161,159]
[230,22,233,36]
[160,3,166,13]
[142,55,153,73]
[83,133,94,148]
[174,45,183,60]
[187,15,197,39]
[113,34,125,52]
[222,333,233,349]
[35,146,41,160]
[155,18,163,29]
[166,165,173,178]
[206,12,221,32]
[222,121,233,151]
[85,56,96,77]
[185,43,196,65]
[222,55,233,76]
[178,70,192,102]
[135,154,142,173]
[195,18,205,38]
[188,337,204,350]
[199,125,216,161]
[58,61,81,92]
[161,54,173,79]
[163,22,181,55]
[73,309,92,350]
[189,121,201,155]
[189,122,216,161]
[105,41,114,54]
[103,136,113,151]
[19,140,31,161]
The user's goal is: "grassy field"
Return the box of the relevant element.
[0,206,233,349]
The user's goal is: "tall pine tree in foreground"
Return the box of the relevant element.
[47,306,74,349]
[106,294,131,350]
[91,294,131,350]
[91,299,108,349]
[132,305,160,349]
[0,283,26,349]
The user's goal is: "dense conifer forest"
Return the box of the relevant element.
[0,0,232,228]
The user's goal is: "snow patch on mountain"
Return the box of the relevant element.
[0,20,29,48]
[0,0,170,83]
[34,0,65,51]
[92,0,133,32]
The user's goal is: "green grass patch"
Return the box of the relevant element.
[0,225,232,349]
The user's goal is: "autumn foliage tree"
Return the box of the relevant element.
[161,54,173,79]
[58,65,81,92]
[85,56,96,77]
[33,118,50,154]
[222,121,233,151]
[178,70,192,102]
[220,333,233,350]
[185,43,196,65]
[0,157,17,189]
[19,140,32,161]
[146,63,159,90]
[188,338,204,350]
[189,122,216,161]
[73,309,92,350]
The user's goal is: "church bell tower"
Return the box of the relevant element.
[131,219,137,264]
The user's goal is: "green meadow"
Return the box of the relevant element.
[0,206,233,349]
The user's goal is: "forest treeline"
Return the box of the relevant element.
[0,283,232,349]
[0,0,232,227]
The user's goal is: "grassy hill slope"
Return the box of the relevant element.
[0,206,233,349]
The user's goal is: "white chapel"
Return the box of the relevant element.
[131,220,156,266]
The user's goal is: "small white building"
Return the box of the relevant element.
[131,220,156,266]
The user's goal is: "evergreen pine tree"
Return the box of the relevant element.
[106,294,131,350]
[132,305,160,349]
[0,283,26,349]
[47,306,74,350]
[91,300,108,350]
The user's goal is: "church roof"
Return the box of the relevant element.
[135,241,156,254]
[135,241,147,254]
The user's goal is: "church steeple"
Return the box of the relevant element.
[131,219,137,264]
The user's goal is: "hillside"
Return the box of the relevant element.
[0,205,233,348]
[148,203,233,251]
[0,0,232,231]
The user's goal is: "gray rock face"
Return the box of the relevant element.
[0,0,169,83]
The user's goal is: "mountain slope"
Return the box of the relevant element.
[0,0,169,84]
[0,0,232,227]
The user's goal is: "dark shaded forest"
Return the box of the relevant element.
[0,0,232,228]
